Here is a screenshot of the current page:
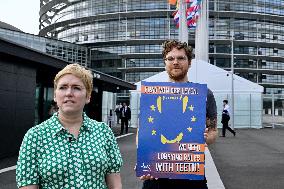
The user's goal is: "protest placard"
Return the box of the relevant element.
[136,81,207,180]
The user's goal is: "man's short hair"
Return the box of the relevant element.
[162,39,193,61]
[223,100,228,104]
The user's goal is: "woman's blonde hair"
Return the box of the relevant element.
[54,63,93,97]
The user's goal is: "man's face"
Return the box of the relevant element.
[164,48,190,82]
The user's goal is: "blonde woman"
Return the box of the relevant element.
[16,64,122,189]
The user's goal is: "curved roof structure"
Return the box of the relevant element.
[0,21,22,32]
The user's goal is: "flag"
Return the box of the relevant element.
[172,0,180,28]
[173,10,180,28]
[170,0,202,29]
[186,0,202,29]
[176,0,180,10]
[168,0,177,5]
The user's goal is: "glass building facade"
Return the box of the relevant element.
[39,0,284,94]
[0,28,89,67]
[0,27,87,125]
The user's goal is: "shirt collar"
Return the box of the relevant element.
[50,112,93,137]
[82,112,93,132]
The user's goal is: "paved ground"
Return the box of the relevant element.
[1,125,284,189]
[209,127,284,189]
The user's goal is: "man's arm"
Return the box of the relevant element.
[106,173,122,189]
[205,117,218,145]
[128,107,131,120]
[205,89,218,145]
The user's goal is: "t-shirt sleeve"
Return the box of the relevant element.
[104,125,123,174]
[206,89,217,119]
[16,127,40,188]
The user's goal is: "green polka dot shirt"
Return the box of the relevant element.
[16,112,123,189]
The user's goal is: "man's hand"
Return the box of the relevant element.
[205,117,218,145]
[204,127,218,145]
[134,164,157,181]
[105,173,122,189]
[139,174,156,180]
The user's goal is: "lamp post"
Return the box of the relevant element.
[231,30,235,129]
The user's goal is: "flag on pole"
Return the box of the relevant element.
[172,10,180,27]
[170,0,202,29]
[172,0,180,28]
[186,0,202,28]
[168,0,177,5]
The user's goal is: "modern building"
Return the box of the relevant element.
[39,0,181,83]
[38,0,284,126]
[0,22,135,158]
[208,0,284,95]
[39,0,284,94]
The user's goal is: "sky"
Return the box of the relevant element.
[0,0,39,34]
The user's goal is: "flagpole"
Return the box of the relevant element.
[178,0,188,43]
[195,0,208,62]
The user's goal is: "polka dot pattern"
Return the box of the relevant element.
[16,113,123,188]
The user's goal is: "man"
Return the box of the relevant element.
[120,102,131,134]
[140,40,218,189]
[115,104,121,124]
[221,100,236,137]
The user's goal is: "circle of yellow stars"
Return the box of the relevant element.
[147,104,197,136]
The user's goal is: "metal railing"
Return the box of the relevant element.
[263,94,284,128]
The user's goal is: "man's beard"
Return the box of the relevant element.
[167,69,188,82]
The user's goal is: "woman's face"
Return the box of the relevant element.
[54,74,90,116]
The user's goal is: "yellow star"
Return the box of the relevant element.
[150,105,156,111]
[189,105,194,111]
[191,116,196,122]
[148,116,154,123]
[187,127,193,132]
[152,130,157,135]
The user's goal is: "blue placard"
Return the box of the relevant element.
[136,81,207,180]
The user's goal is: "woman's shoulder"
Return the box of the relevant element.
[84,114,114,136]
[29,116,59,133]
[85,117,110,130]
[22,120,51,143]
[92,120,113,136]
[91,120,110,131]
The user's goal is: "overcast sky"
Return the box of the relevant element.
[0,0,39,34]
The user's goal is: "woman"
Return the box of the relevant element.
[16,64,123,189]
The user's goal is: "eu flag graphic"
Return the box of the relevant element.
[136,81,207,180]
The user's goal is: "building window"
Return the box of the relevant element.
[273,35,278,40]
